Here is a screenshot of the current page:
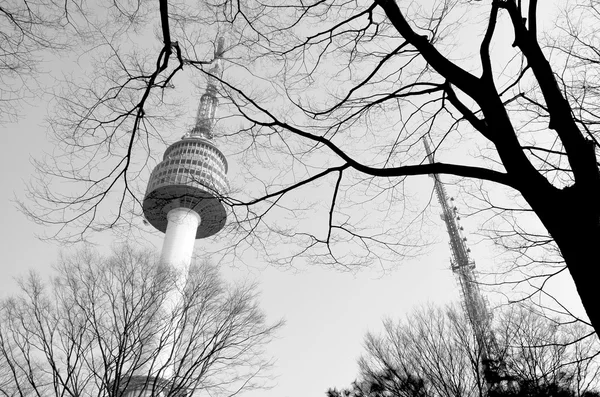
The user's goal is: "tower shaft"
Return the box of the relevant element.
[423,138,504,388]
[159,207,201,268]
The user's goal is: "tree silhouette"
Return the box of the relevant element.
[0,246,282,397]
[332,304,600,397]
[17,0,600,335]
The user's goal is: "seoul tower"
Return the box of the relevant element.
[143,38,229,267]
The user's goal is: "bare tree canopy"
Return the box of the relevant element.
[16,0,600,334]
[328,304,600,397]
[0,0,86,122]
[0,246,282,397]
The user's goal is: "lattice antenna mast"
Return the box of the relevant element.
[423,138,504,388]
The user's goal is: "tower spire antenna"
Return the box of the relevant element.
[190,36,227,140]
[423,137,507,391]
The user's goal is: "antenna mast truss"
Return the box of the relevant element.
[423,138,505,388]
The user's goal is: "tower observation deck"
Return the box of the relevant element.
[143,38,229,267]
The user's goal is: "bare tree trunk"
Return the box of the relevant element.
[550,215,600,334]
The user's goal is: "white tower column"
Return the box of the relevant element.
[160,207,201,269]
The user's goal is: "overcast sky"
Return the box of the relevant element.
[0,1,591,396]
[0,105,462,394]
[0,99,587,397]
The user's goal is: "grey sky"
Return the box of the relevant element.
[0,1,591,396]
